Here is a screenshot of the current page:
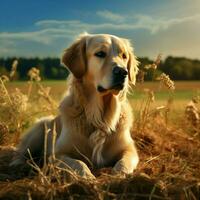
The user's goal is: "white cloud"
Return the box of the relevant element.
[133,14,200,34]
[35,20,82,28]
[0,12,200,57]
[96,10,125,22]
[0,28,76,45]
[35,13,200,35]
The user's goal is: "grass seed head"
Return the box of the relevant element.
[137,70,146,83]
[185,100,200,127]
[10,88,28,113]
[0,75,9,82]
[10,59,18,79]
[144,54,162,70]
[28,67,41,81]
[157,73,175,90]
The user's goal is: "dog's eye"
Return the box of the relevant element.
[95,51,106,58]
[122,53,127,59]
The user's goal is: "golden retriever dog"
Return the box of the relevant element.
[10,33,139,179]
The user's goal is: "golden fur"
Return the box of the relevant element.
[10,33,139,178]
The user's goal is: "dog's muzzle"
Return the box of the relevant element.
[111,66,128,90]
[97,66,128,93]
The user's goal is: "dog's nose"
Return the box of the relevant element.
[113,66,128,77]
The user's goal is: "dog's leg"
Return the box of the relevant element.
[55,155,95,179]
[113,143,139,174]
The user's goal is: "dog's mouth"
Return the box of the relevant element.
[97,83,124,94]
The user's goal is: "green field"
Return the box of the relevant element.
[6,80,200,99]
[6,80,200,115]
[1,80,200,199]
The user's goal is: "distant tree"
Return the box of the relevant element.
[0,56,199,80]
[161,56,200,80]
[138,57,154,81]
[193,60,200,80]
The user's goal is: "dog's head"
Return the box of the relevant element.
[62,33,139,95]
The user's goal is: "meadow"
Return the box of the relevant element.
[0,65,200,199]
[6,80,200,116]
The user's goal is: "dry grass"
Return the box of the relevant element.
[0,59,200,199]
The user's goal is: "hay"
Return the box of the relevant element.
[0,123,200,199]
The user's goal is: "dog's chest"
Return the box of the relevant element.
[57,103,123,167]
[56,114,95,151]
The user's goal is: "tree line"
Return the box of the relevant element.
[0,56,199,80]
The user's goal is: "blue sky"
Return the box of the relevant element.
[0,0,200,59]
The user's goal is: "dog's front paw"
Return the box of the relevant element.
[72,160,96,180]
[55,156,96,180]
[113,160,133,175]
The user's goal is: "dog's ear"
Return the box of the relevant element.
[127,51,139,85]
[62,35,88,79]
[124,39,139,85]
